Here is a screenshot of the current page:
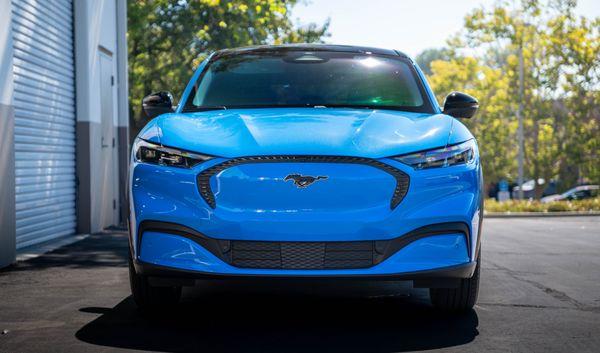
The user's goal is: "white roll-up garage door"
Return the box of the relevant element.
[11,0,76,249]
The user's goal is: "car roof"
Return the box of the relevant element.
[215,44,410,59]
[573,185,599,190]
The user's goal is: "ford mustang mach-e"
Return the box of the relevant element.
[129,44,483,312]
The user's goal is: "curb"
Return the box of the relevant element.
[484,211,600,218]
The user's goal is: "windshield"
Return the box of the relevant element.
[184,50,434,113]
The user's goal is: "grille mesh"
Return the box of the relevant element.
[230,241,375,269]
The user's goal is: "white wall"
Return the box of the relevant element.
[74,0,128,233]
[0,2,14,106]
[0,0,16,267]
[76,0,118,125]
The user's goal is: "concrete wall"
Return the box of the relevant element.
[116,0,130,224]
[0,1,16,267]
[75,0,128,234]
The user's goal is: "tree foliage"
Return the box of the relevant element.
[419,0,599,195]
[128,0,329,132]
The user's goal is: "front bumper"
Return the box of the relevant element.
[130,220,477,282]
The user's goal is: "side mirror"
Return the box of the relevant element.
[142,91,174,119]
[443,91,479,119]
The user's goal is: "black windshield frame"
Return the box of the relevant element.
[182,48,436,114]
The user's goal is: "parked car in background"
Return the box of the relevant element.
[541,185,599,203]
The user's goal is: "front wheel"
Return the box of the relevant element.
[128,255,181,310]
[429,254,481,312]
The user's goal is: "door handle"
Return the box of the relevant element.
[101,137,109,148]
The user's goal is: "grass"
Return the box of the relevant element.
[484,197,600,213]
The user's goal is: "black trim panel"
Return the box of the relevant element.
[196,155,410,209]
[134,259,476,282]
[375,222,471,264]
[137,220,470,270]
[137,221,231,264]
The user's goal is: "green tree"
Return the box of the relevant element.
[128,0,329,135]
[424,0,599,197]
[545,9,600,188]
[469,0,599,193]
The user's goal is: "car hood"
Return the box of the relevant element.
[141,108,462,159]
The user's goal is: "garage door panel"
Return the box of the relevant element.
[15,193,75,213]
[15,133,76,147]
[16,152,75,165]
[15,166,75,179]
[16,174,75,189]
[16,214,76,236]
[13,91,76,113]
[12,41,73,73]
[21,0,73,24]
[12,30,74,60]
[11,12,72,45]
[13,68,75,94]
[14,83,75,105]
[14,78,75,100]
[12,0,76,249]
[16,223,76,248]
[12,0,73,38]
[11,12,73,48]
[15,111,76,128]
[15,125,75,141]
[16,200,75,220]
[11,15,73,46]
[12,50,74,80]
[12,57,75,86]
[16,208,76,229]
[15,158,75,169]
[16,185,74,202]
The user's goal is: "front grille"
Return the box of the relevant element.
[197,155,410,209]
[229,240,375,269]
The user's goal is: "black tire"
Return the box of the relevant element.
[429,254,481,312]
[128,255,181,310]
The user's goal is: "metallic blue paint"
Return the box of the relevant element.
[149,108,455,158]
[129,52,482,278]
[447,118,476,145]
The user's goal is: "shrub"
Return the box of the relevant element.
[485,198,600,213]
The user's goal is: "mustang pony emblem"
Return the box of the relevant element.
[284,174,328,188]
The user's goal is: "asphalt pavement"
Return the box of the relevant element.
[0,216,599,352]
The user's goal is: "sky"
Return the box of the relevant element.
[292,0,600,58]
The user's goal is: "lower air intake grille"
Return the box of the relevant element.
[229,240,375,269]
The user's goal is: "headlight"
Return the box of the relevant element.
[133,139,213,168]
[393,139,476,169]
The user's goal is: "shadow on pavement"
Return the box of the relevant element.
[76,280,479,352]
[0,231,129,273]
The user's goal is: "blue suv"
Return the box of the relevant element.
[129,44,483,312]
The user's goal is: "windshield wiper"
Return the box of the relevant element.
[312,104,377,110]
[182,105,227,112]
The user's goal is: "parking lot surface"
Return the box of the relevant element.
[1,216,599,352]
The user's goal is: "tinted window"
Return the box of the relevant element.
[185,50,433,113]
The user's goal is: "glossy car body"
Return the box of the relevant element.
[128,45,483,308]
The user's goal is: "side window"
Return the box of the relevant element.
[571,190,588,199]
